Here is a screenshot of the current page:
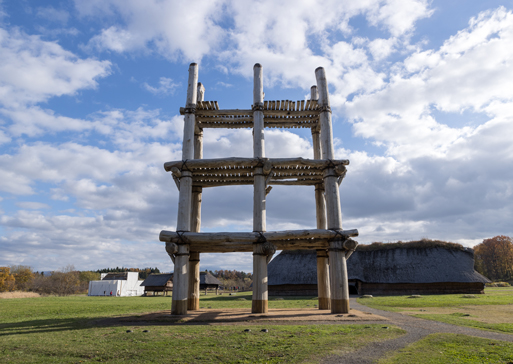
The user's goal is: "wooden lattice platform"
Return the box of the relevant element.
[181,100,321,129]
[164,157,348,188]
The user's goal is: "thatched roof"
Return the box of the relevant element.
[140,273,173,287]
[102,272,129,280]
[268,243,490,285]
[200,272,222,286]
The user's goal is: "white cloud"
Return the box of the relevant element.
[77,0,226,60]
[76,0,433,92]
[346,7,513,160]
[142,77,180,96]
[366,0,433,37]
[36,6,70,24]
[368,37,396,60]
[16,202,51,209]
[0,28,111,108]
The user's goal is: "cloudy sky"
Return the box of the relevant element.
[1,0,512,273]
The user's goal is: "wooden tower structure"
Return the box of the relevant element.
[160,63,359,315]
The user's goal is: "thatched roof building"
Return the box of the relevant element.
[268,241,490,295]
[200,272,222,289]
[140,273,173,296]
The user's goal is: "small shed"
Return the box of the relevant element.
[88,272,144,297]
[140,273,173,296]
[200,272,222,295]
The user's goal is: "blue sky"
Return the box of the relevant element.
[1,0,512,273]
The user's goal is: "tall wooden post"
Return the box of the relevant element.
[188,82,204,311]
[315,67,349,314]
[252,63,268,313]
[311,85,331,310]
[172,63,198,315]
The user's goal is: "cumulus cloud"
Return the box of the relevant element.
[346,7,513,160]
[0,28,111,108]
[36,6,70,24]
[75,0,432,91]
[142,77,180,96]
[2,2,512,273]
[77,0,226,60]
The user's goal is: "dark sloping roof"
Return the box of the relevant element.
[268,250,317,285]
[268,246,490,285]
[200,272,222,285]
[102,272,129,280]
[140,273,173,287]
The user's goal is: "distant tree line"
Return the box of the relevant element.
[474,235,513,282]
[0,265,100,295]
[208,269,253,291]
[95,267,160,279]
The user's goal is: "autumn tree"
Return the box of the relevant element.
[474,235,513,281]
[32,265,81,296]
[10,265,34,291]
[0,267,16,292]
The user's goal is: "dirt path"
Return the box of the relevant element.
[321,297,513,364]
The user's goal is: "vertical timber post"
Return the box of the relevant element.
[311,85,331,310]
[172,63,198,315]
[188,82,205,311]
[315,67,349,314]
[252,63,268,314]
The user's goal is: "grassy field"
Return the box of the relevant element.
[358,287,513,334]
[0,293,404,363]
[357,288,513,311]
[3,289,513,363]
[380,333,513,363]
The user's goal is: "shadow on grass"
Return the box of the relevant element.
[0,307,374,337]
[0,318,84,336]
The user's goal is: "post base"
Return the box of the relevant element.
[171,299,188,315]
[318,297,331,310]
[330,298,349,314]
[251,299,268,313]
[187,298,200,311]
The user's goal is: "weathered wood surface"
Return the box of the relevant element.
[172,63,198,316]
[160,228,358,244]
[176,171,193,231]
[188,252,200,310]
[317,250,331,310]
[252,63,267,314]
[171,243,189,315]
[196,83,205,103]
[329,245,349,313]
[164,157,349,172]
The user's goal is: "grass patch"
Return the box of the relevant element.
[0,323,404,363]
[411,313,513,334]
[0,293,405,363]
[357,287,513,312]
[380,333,513,364]
[358,287,513,334]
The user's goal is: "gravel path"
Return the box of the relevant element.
[321,297,513,364]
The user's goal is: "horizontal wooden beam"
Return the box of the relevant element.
[160,228,359,245]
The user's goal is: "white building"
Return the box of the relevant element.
[88,272,144,297]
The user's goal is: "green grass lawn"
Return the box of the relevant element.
[379,333,513,364]
[358,287,513,334]
[357,288,513,311]
[0,293,404,363]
